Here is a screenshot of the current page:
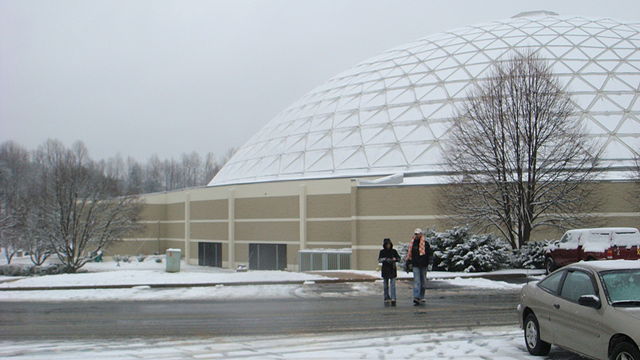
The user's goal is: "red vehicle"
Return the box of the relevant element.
[545,227,640,274]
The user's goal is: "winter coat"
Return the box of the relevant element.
[378,248,400,279]
[407,235,430,268]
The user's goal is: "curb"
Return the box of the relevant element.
[0,272,538,292]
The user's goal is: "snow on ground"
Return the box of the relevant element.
[443,277,523,290]
[0,326,586,359]
[0,278,518,302]
[328,268,545,280]
[0,284,302,302]
[0,257,332,289]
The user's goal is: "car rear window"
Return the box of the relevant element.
[539,270,565,294]
[601,270,640,304]
[560,270,596,303]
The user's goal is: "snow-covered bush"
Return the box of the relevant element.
[428,227,511,272]
[510,241,551,269]
[0,263,67,276]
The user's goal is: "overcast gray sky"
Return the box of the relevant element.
[1,0,639,162]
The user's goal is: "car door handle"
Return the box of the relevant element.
[553,304,560,309]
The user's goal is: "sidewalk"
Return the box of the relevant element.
[0,269,542,291]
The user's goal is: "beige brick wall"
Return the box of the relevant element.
[160,223,185,239]
[356,186,443,216]
[139,204,165,221]
[308,194,350,218]
[235,221,299,242]
[236,196,299,219]
[191,200,228,220]
[191,222,228,240]
[166,203,185,221]
[307,221,351,243]
[104,240,161,256]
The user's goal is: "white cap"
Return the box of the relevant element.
[414,228,423,234]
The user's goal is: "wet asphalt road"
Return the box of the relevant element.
[0,280,522,340]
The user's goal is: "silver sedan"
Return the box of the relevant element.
[517,260,640,360]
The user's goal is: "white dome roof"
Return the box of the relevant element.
[211,14,640,186]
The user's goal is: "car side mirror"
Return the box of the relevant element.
[578,295,601,309]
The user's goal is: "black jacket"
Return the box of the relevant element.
[411,238,431,268]
[378,248,400,279]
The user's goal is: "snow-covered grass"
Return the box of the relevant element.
[0,256,333,289]
[0,326,586,359]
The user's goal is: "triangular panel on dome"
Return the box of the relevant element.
[583,116,610,135]
[562,59,588,72]
[571,93,597,109]
[305,150,333,172]
[445,81,471,98]
[388,87,416,104]
[361,125,388,143]
[400,142,429,163]
[411,143,443,165]
[284,134,307,152]
[464,62,491,79]
[429,120,453,139]
[306,131,332,150]
[590,95,626,112]
[334,111,360,128]
[280,152,304,174]
[400,124,432,142]
[390,105,424,123]
[420,101,447,118]
[414,84,437,100]
[632,97,640,112]
[336,94,360,111]
[580,73,609,90]
[361,108,390,125]
[333,146,368,170]
[602,137,637,160]
[372,146,407,168]
[310,114,333,131]
[606,93,637,111]
[616,117,640,134]
[603,77,636,92]
[393,124,421,141]
[591,114,624,133]
[361,90,387,107]
[429,103,455,119]
[388,75,413,88]
[333,128,362,147]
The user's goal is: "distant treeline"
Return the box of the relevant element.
[0,139,234,195]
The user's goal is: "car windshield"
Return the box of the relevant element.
[601,270,640,306]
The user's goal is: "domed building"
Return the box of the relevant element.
[120,12,640,271]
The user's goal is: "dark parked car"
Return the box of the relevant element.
[545,228,640,274]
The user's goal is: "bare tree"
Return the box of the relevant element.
[34,140,142,272]
[0,142,32,263]
[443,51,601,249]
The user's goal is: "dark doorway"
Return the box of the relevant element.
[198,242,222,267]
[249,244,287,270]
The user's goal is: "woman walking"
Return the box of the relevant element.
[405,228,430,306]
[378,238,400,306]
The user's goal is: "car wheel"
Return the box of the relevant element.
[524,313,551,356]
[611,341,640,360]
[545,258,556,275]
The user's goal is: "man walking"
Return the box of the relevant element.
[405,228,430,306]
